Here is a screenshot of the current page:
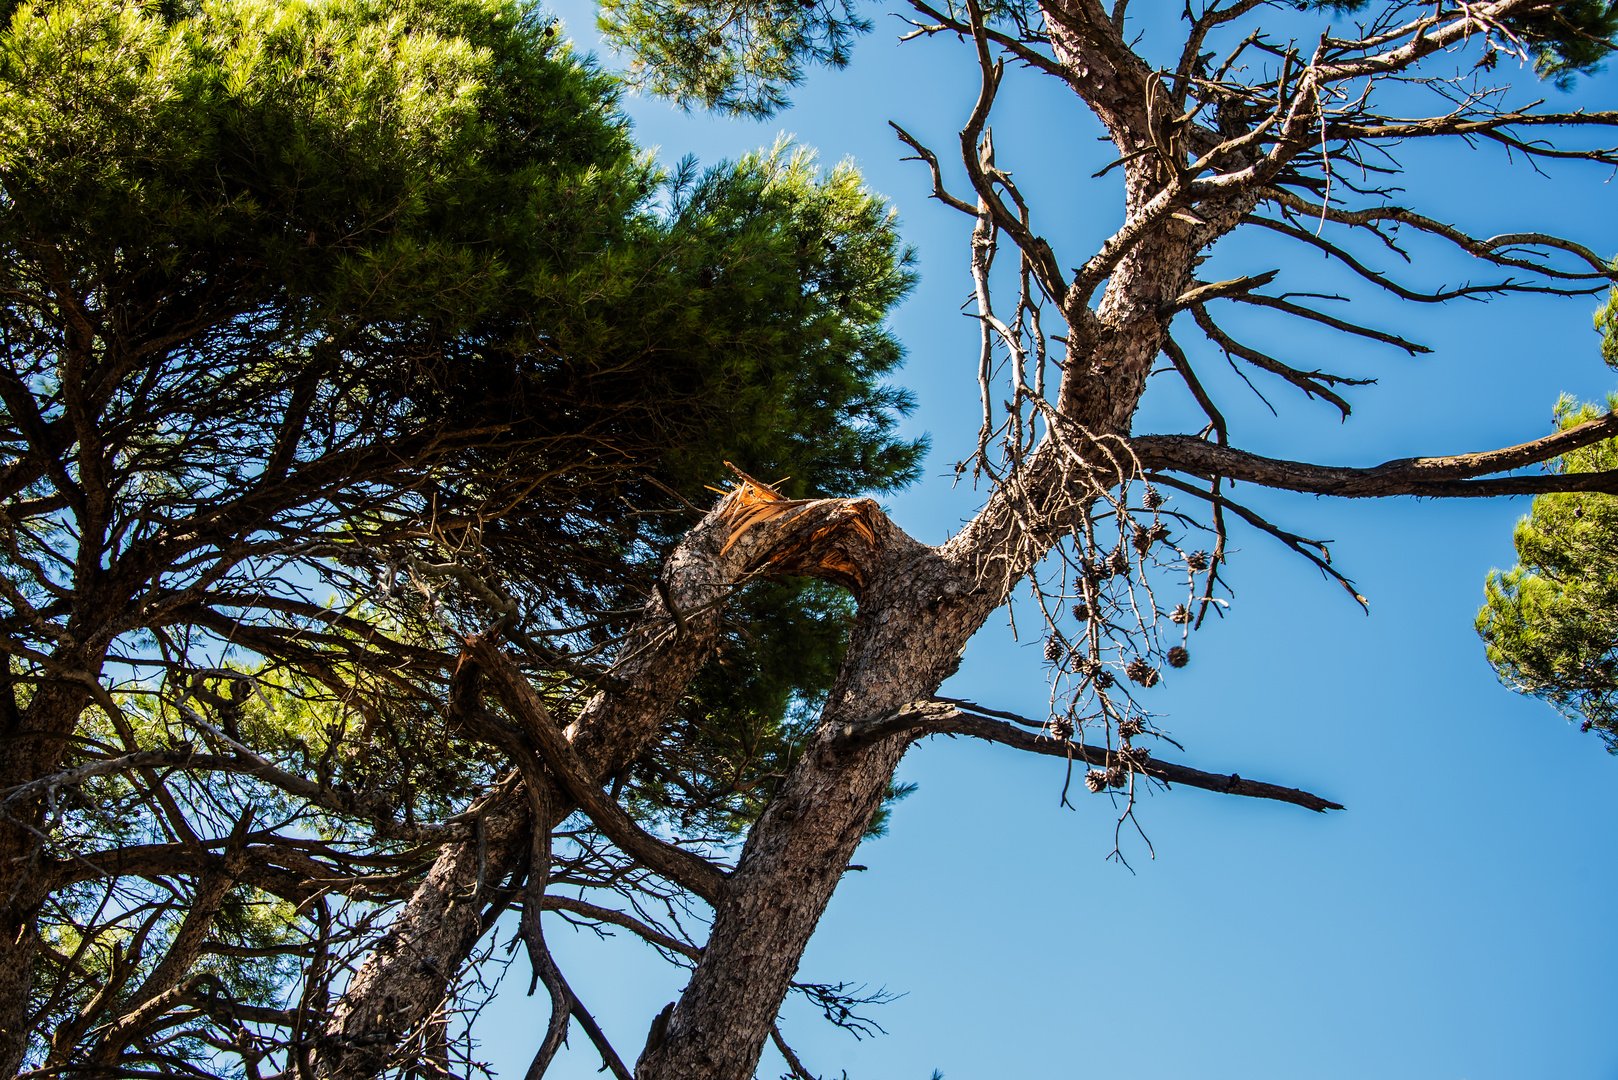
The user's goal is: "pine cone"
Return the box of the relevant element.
[1149,522,1170,543]
[1126,658,1159,687]
[1187,550,1210,572]
[1143,486,1164,509]
[1051,717,1075,740]
[1044,637,1065,663]
[1167,645,1189,668]
[1106,764,1129,788]
[1083,770,1107,793]
[1093,668,1115,690]
[1117,717,1144,739]
[1169,603,1193,624]
[1081,558,1104,582]
[1133,524,1153,552]
[1108,546,1131,576]
[1072,602,1091,622]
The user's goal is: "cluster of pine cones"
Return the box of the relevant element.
[1083,764,1130,792]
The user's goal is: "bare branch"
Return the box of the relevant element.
[836,701,1344,812]
[1226,292,1432,355]
[463,636,730,905]
[1190,304,1370,417]
[1133,413,1618,497]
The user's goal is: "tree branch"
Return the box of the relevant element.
[1132,414,1618,496]
[462,637,730,906]
[539,895,700,961]
[836,701,1343,812]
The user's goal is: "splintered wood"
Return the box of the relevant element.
[716,463,882,591]
[717,465,800,555]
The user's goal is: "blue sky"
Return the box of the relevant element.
[475,5,1618,1077]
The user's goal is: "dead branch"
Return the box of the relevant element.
[1132,414,1618,497]
[835,700,1343,812]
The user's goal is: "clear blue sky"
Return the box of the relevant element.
[475,6,1618,1077]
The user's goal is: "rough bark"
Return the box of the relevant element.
[315,791,531,1080]
[317,480,889,1080]
[0,643,106,1077]
[631,341,1168,1079]
[1133,420,1618,497]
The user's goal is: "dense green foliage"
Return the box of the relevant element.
[1479,301,1618,750]
[0,0,922,767]
[598,0,868,117]
[0,0,925,1068]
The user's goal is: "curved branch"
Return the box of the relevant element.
[1190,303,1371,417]
[1264,187,1617,281]
[1247,215,1551,301]
[1162,335,1228,442]
[540,895,700,961]
[460,639,730,906]
[908,0,1076,87]
[1313,0,1562,82]
[1164,271,1280,312]
[890,123,976,216]
[1146,472,1367,608]
[957,0,1069,305]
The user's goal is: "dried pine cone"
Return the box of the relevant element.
[1044,637,1065,663]
[1093,668,1115,690]
[1108,546,1131,576]
[1187,550,1210,572]
[1083,770,1107,793]
[1051,716,1075,740]
[1106,764,1129,788]
[1169,603,1193,624]
[1117,717,1144,739]
[1072,602,1091,622]
[1149,522,1170,543]
[1143,486,1164,509]
[1081,558,1103,582]
[1125,658,1159,687]
[1167,645,1190,668]
[1132,524,1153,552]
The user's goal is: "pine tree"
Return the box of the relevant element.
[1479,293,1618,748]
[0,1,922,1071]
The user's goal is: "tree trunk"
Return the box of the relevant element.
[632,468,1051,1078]
[318,486,889,1080]
[317,794,531,1080]
[0,658,99,1077]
